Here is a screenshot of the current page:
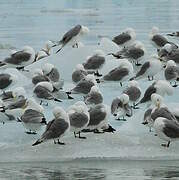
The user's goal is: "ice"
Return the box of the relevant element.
[0,43,179,162]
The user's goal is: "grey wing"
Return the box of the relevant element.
[72,70,87,83]
[0,74,12,89]
[42,118,69,140]
[8,99,27,110]
[163,120,179,138]
[83,55,105,70]
[73,81,94,94]
[34,86,53,99]
[104,67,129,81]
[21,109,44,123]
[164,66,178,80]
[88,105,107,126]
[69,112,89,128]
[144,108,152,120]
[61,25,81,45]
[140,85,156,103]
[32,75,49,85]
[0,91,13,101]
[86,92,103,105]
[113,33,131,45]
[135,62,150,78]
[151,107,176,121]
[48,68,60,82]
[123,86,141,101]
[152,35,168,47]
[126,48,144,59]
[5,51,31,65]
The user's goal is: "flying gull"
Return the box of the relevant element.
[32,106,70,146]
[51,24,89,53]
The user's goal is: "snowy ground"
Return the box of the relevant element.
[0,41,179,163]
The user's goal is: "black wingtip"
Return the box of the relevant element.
[32,140,42,146]
[54,98,62,102]
[166,33,174,36]
[103,125,116,133]
[67,94,74,99]
[56,48,62,54]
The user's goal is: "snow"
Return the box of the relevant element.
[0,40,179,162]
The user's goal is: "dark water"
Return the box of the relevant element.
[0,160,179,180]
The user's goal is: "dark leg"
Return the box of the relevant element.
[74,132,77,138]
[167,141,170,147]
[161,141,170,147]
[135,61,142,66]
[120,82,123,87]
[78,132,87,139]
[57,139,65,145]
[94,70,103,77]
[148,76,151,81]
[172,81,178,87]
[132,102,139,109]
[54,140,56,144]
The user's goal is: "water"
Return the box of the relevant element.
[0,0,179,179]
[0,160,179,180]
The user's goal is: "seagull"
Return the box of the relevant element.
[52,24,89,53]
[86,104,112,132]
[83,49,105,76]
[149,27,177,49]
[72,64,88,83]
[33,81,62,105]
[138,80,173,106]
[32,68,50,85]
[167,31,179,37]
[68,101,89,139]
[103,59,133,86]
[111,94,132,121]
[112,28,136,47]
[164,60,179,87]
[32,106,70,146]
[142,108,153,132]
[69,74,96,94]
[0,46,35,70]
[0,73,17,90]
[110,41,145,66]
[154,117,179,148]
[131,58,162,81]
[35,41,53,61]
[84,85,103,106]
[20,101,46,134]
[123,80,141,109]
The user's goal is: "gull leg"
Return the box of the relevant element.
[78,132,87,139]
[57,139,65,145]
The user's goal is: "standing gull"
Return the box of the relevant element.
[111,94,132,121]
[112,28,136,47]
[131,57,162,81]
[154,117,179,148]
[164,60,179,87]
[20,99,46,134]
[32,106,70,146]
[142,108,153,132]
[72,64,88,83]
[32,68,50,85]
[0,46,35,70]
[138,80,173,106]
[123,80,141,109]
[52,24,89,53]
[0,73,17,90]
[83,50,105,77]
[103,59,133,87]
[68,101,89,139]
[69,74,96,94]
[33,81,62,105]
[84,85,103,106]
